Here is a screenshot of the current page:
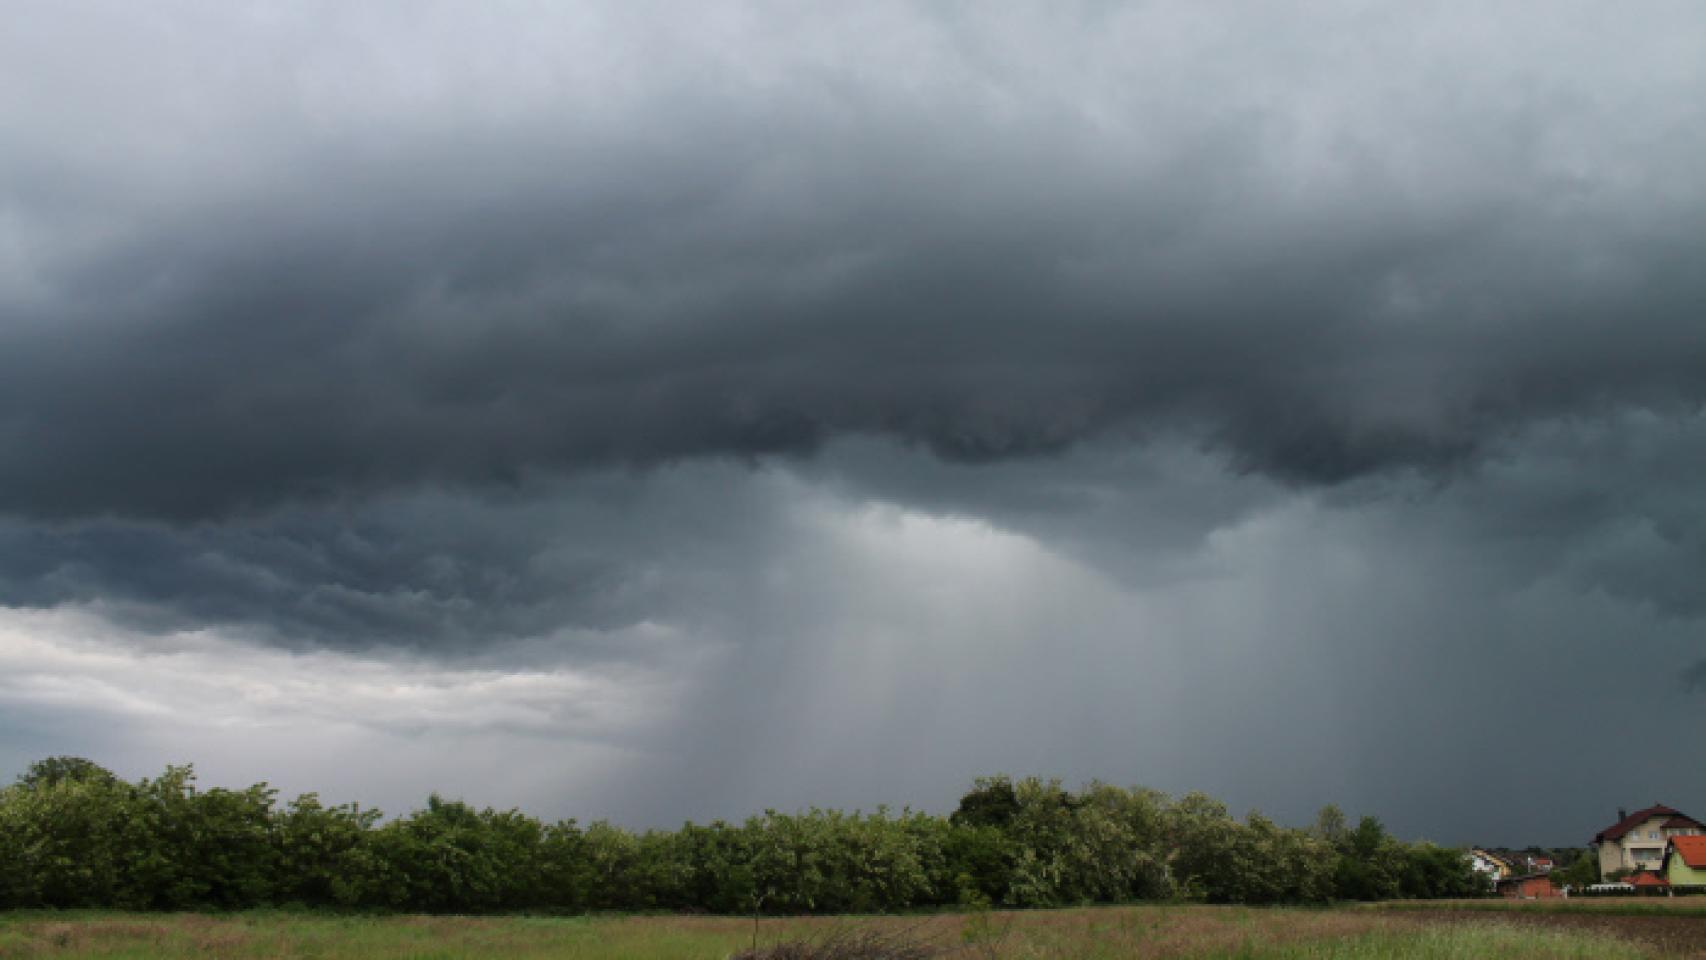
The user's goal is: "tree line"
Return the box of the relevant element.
[0,758,1487,913]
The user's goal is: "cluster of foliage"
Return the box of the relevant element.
[1546,851,1599,890]
[0,759,1484,913]
[1302,805,1488,902]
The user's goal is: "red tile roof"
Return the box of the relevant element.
[1595,805,1698,843]
[1629,870,1670,888]
[1668,835,1706,870]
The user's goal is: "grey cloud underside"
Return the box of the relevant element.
[9,149,1706,523]
[2,0,1705,661]
[4,3,1706,523]
[7,2,1706,843]
[5,416,1706,659]
[0,441,1272,651]
[0,466,791,653]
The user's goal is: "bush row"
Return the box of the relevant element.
[0,759,1487,913]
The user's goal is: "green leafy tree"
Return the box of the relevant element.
[124,767,281,909]
[16,757,119,791]
[0,759,1506,913]
[950,776,1022,830]
[1310,805,1349,845]
[579,819,645,910]
[940,822,1014,906]
[1395,842,1484,899]
[275,793,381,907]
[1329,816,1406,901]
[0,766,150,907]
[1552,854,1598,890]
[340,795,546,912]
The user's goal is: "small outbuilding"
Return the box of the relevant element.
[1495,874,1561,899]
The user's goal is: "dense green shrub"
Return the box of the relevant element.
[274,793,382,906]
[0,757,1483,913]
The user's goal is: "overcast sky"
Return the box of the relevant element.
[3,0,1705,847]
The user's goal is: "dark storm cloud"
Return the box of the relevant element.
[6,1,1706,843]
[1686,662,1706,693]
[0,464,797,653]
[1365,412,1706,623]
[3,1,1705,525]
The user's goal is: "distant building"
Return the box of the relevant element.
[1662,835,1706,888]
[1495,874,1561,899]
[1592,805,1704,878]
[1467,849,1512,880]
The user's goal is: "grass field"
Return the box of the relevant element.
[1376,896,1706,917]
[0,906,1669,959]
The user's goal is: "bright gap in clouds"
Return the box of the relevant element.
[0,606,678,734]
[0,604,684,816]
[0,475,1188,823]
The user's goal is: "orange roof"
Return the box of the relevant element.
[1669,835,1706,869]
[1629,870,1669,887]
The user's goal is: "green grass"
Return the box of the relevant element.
[0,906,1662,959]
[1373,896,1706,917]
[1233,925,1655,959]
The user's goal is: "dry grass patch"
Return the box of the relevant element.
[0,906,1667,959]
[731,928,941,960]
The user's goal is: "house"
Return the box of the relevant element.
[1467,848,1513,880]
[1495,873,1561,899]
[1662,835,1706,888]
[1592,805,1705,878]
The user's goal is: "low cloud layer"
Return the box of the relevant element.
[6,1,1706,521]
[3,1,1705,844]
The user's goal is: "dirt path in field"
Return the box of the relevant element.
[1402,909,1706,957]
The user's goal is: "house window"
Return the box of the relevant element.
[1649,831,1659,840]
